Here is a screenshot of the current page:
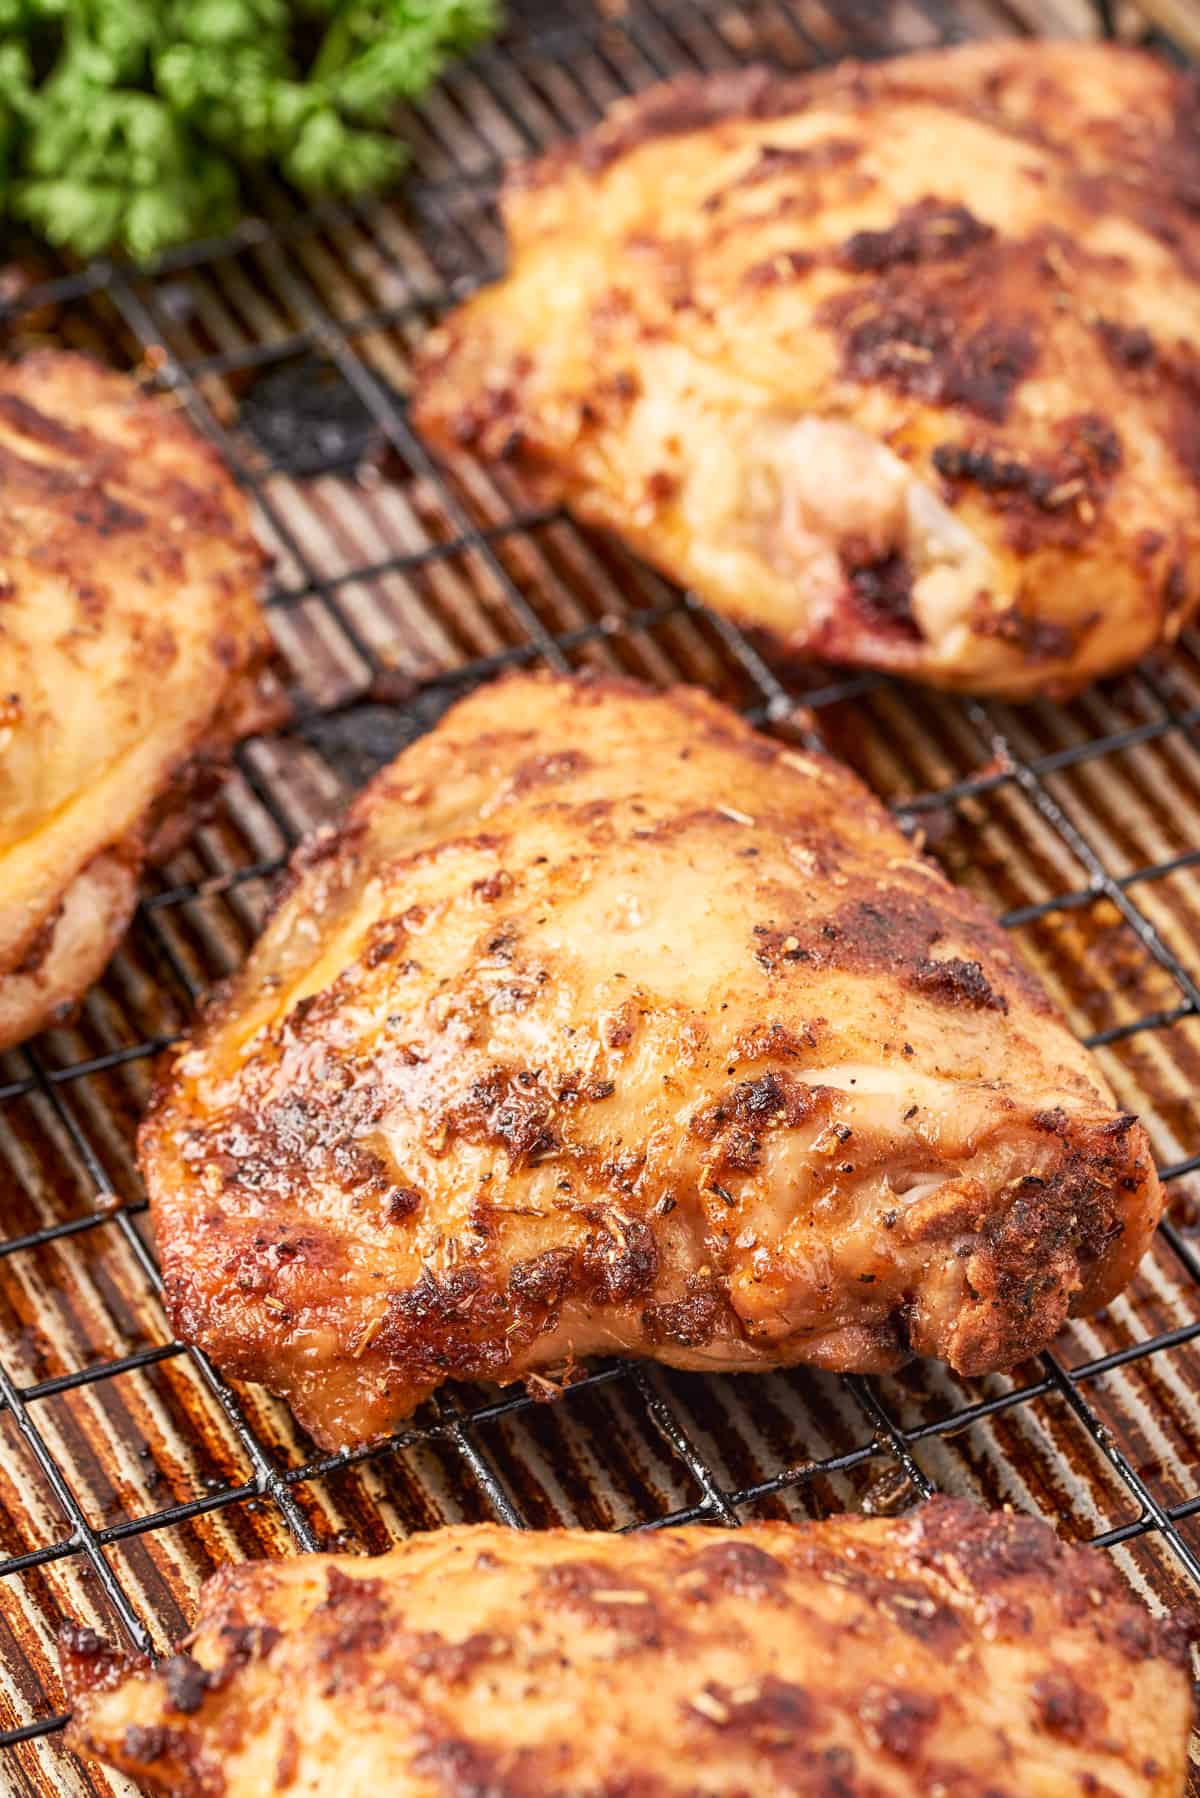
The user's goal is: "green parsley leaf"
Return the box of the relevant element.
[0,0,502,260]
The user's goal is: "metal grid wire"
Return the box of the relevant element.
[2,0,1200,1789]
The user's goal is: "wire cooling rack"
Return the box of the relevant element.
[2,1,1200,1791]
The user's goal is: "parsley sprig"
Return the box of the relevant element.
[0,0,499,262]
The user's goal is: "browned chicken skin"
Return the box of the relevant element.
[414,42,1200,698]
[63,1501,1195,1797]
[140,674,1162,1450]
[0,352,272,1052]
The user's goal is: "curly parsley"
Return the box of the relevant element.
[0,0,499,261]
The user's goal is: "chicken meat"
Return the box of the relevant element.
[413,41,1200,699]
[139,673,1162,1450]
[0,351,272,1052]
[63,1500,1195,1797]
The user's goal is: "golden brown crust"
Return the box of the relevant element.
[0,351,272,1050]
[64,1501,1196,1797]
[413,42,1200,698]
[139,672,1162,1449]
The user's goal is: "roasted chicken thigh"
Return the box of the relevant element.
[64,1501,1195,1797]
[140,674,1161,1449]
[0,352,271,1052]
[414,41,1200,698]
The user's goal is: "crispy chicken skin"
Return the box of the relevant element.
[0,352,271,1052]
[63,1501,1195,1797]
[140,673,1162,1450]
[414,42,1200,699]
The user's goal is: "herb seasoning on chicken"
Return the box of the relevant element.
[414,42,1200,698]
[0,352,272,1051]
[139,673,1161,1450]
[64,1502,1195,1797]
